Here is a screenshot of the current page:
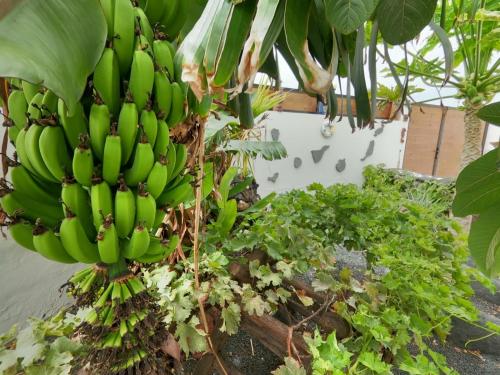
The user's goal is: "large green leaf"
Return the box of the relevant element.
[477,101,500,126]
[452,149,500,216]
[284,0,334,94]
[469,203,500,277]
[324,0,379,35]
[0,0,106,113]
[377,0,437,45]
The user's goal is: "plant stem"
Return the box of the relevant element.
[193,117,206,290]
[460,101,483,169]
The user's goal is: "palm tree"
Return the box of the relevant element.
[386,0,500,169]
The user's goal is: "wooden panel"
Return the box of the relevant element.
[403,105,443,175]
[435,109,485,177]
[274,90,397,118]
[434,109,464,177]
[275,91,317,113]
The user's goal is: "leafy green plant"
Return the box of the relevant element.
[214,170,497,373]
[0,310,85,375]
[452,100,500,277]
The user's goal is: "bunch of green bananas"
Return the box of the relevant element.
[2,0,198,267]
[1,2,210,373]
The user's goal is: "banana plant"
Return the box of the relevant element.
[176,0,442,129]
[386,0,500,169]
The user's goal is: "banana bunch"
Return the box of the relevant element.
[1,3,209,372]
[2,0,199,268]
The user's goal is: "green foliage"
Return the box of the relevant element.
[217,166,495,373]
[305,330,353,374]
[0,310,85,374]
[453,148,500,277]
[272,357,307,375]
[477,101,500,125]
[377,0,437,45]
[0,0,107,113]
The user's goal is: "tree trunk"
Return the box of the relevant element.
[460,106,483,170]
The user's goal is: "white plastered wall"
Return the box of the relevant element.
[253,111,409,196]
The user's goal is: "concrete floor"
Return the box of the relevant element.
[0,236,83,332]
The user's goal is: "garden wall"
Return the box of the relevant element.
[253,111,408,196]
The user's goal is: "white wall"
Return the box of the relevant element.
[484,124,500,154]
[253,111,408,196]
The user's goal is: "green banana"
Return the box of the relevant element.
[7,90,27,130]
[8,219,36,252]
[8,125,19,144]
[93,48,121,117]
[22,81,41,104]
[137,234,179,263]
[154,119,170,160]
[144,0,167,24]
[89,101,111,160]
[10,162,59,204]
[129,49,154,112]
[117,95,138,165]
[33,222,76,264]
[27,92,44,121]
[72,135,94,187]
[156,177,193,207]
[135,34,153,54]
[60,211,100,263]
[57,99,88,150]
[41,90,58,117]
[135,183,156,229]
[0,188,62,227]
[115,178,136,238]
[170,143,187,181]
[100,0,115,39]
[134,6,154,46]
[39,125,71,181]
[61,177,96,240]
[97,215,120,264]
[124,132,154,186]
[166,82,185,127]
[90,178,113,229]
[153,71,172,119]
[153,206,167,229]
[24,125,59,182]
[12,128,39,179]
[164,140,176,178]
[146,155,168,199]
[114,0,136,76]
[102,124,122,186]
[95,282,114,308]
[122,224,150,259]
[153,39,174,79]
[140,104,158,146]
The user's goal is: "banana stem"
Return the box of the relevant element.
[107,258,129,280]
